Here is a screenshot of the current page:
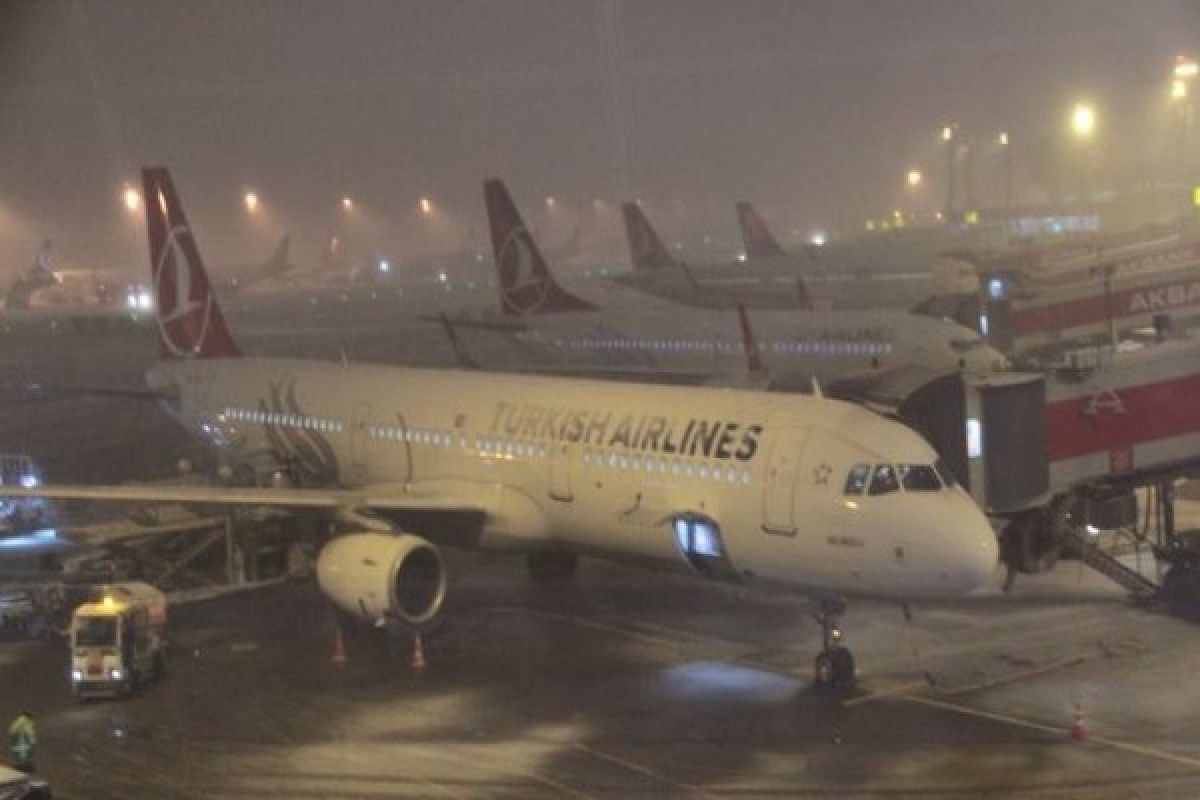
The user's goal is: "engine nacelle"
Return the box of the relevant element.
[316,532,446,626]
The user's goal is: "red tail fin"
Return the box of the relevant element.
[736,202,785,259]
[142,167,240,359]
[483,179,596,316]
[621,202,679,273]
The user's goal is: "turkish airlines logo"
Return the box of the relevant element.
[155,224,212,357]
[497,227,548,315]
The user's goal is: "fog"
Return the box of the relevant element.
[1,0,1197,277]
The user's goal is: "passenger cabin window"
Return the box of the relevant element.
[868,464,899,495]
[843,464,870,495]
[899,464,942,491]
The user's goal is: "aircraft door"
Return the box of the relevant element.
[762,427,810,535]
[548,442,573,502]
[348,403,372,483]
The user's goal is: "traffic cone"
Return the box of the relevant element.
[1070,701,1087,740]
[411,629,426,672]
[332,625,347,667]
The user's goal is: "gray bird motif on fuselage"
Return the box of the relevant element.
[258,378,341,485]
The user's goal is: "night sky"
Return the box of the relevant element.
[1,0,1197,273]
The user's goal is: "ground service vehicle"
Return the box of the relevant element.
[68,582,167,698]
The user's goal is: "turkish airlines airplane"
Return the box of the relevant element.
[11,168,998,690]
[607,202,810,310]
[476,180,1007,394]
[607,201,810,310]
[733,202,982,310]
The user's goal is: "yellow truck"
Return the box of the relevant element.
[69,583,167,698]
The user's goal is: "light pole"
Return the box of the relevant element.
[942,125,957,220]
[1069,103,1096,205]
[1172,56,1197,191]
[905,168,923,220]
[998,132,1012,213]
[122,185,141,215]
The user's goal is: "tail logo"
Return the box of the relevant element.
[497,228,548,315]
[154,224,212,357]
[744,210,770,243]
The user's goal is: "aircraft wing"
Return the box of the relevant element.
[0,483,487,514]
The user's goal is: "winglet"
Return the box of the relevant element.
[437,312,480,369]
[142,167,240,359]
[736,202,786,259]
[483,179,597,316]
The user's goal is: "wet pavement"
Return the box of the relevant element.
[3,548,1200,799]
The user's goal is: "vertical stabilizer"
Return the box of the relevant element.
[621,202,679,273]
[483,179,596,316]
[142,167,240,359]
[264,234,291,278]
[736,202,786,259]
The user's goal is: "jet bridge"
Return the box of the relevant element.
[892,338,1200,599]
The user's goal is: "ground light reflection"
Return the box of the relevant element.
[658,660,798,701]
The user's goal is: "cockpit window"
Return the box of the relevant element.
[867,464,899,495]
[843,464,870,495]
[899,464,942,491]
[935,458,957,488]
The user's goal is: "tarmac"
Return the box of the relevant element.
[3,545,1200,799]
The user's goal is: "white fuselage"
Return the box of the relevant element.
[155,357,997,601]
[505,303,1005,386]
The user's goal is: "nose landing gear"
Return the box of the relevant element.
[812,598,855,690]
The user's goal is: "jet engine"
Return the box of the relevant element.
[316,532,446,626]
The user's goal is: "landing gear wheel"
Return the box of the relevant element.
[813,647,856,689]
[831,647,856,686]
[814,653,834,687]
[527,552,578,585]
[811,597,855,691]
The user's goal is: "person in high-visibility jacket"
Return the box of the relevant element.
[7,711,36,773]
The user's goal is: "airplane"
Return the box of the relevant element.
[3,240,59,311]
[467,180,1007,396]
[223,234,294,293]
[608,201,810,310]
[6,167,999,690]
[733,202,982,311]
[2,240,153,333]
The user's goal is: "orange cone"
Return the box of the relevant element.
[332,626,347,667]
[1070,702,1087,740]
[411,629,426,672]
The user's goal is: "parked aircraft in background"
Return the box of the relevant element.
[464,179,1006,397]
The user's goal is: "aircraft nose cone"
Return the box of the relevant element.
[954,494,998,592]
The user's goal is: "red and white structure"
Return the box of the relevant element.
[1044,338,1200,492]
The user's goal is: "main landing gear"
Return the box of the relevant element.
[812,598,855,691]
